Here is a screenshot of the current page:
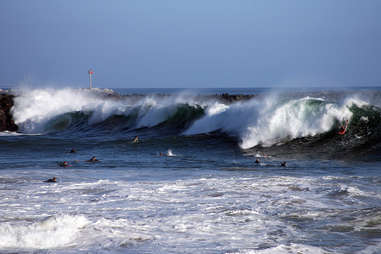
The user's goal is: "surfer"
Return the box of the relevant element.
[281,161,287,167]
[255,159,260,164]
[132,136,139,143]
[86,156,99,162]
[338,120,349,135]
[44,177,57,183]
[58,161,70,167]
[69,148,76,153]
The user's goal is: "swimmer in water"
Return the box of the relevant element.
[69,148,76,153]
[255,159,260,164]
[86,156,99,162]
[58,161,70,167]
[44,177,57,183]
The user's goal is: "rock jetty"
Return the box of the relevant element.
[0,93,18,132]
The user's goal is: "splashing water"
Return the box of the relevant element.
[9,87,377,150]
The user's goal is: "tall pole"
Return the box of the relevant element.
[88,68,94,89]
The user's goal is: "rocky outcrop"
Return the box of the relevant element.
[218,93,255,103]
[0,93,18,132]
[106,92,256,104]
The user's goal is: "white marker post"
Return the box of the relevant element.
[88,68,94,89]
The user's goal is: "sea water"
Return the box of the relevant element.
[0,87,380,254]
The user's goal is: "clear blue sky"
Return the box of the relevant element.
[1,0,380,88]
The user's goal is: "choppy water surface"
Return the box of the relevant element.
[0,87,381,254]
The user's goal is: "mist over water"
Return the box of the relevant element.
[1,87,381,253]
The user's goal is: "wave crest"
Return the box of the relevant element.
[12,88,206,134]
[10,88,381,151]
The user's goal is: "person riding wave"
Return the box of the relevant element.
[338,120,349,135]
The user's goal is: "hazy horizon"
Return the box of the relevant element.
[1,1,380,88]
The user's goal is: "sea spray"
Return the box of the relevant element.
[240,96,356,148]
[186,95,369,148]
[136,97,181,128]
[11,88,208,134]
[184,99,260,136]
[12,88,112,133]
[10,88,375,149]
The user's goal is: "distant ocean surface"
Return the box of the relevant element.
[1,87,381,254]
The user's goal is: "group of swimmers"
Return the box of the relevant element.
[45,119,350,182]
[44,150,101,183]
[45,136,142,183]
[58,153,100,168]
[45,133,297,183]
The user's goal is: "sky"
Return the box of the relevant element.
[0,0,380,88]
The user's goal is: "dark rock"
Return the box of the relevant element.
[99,91,255,104]
[0,94,18,132]
[219,93,255,103]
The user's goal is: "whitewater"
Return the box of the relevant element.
[11,88,374,149]
[1,87,381,254]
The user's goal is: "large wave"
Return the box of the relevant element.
[185,94,378,148]
[10,88,381,150]
[11,88,206,134]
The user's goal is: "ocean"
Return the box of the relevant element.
[0,87,380,254]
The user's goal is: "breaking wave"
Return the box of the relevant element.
[186,95,363,148]
[0,214,89,249]
[10,88,381,152]
[12,88,205,134]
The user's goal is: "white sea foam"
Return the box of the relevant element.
[358,240,381,254]
[0,214,89,249]
[0,165,376,253]
[230,244,333,254]
[0,131,23,136]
